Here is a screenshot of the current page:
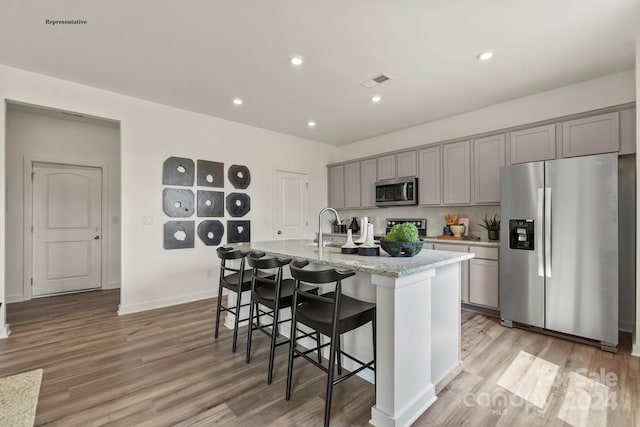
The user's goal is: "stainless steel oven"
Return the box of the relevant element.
[375,177,418,206]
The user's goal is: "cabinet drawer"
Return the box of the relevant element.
[433,243,469,253]
[469,246,498,260]
[469,259,499,308]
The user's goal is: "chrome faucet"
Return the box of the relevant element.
[318,207,340,249]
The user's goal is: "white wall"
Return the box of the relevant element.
[5,107,121,302]
[331,70,636,163]
[0,64,333,333]
[634,39,640,357]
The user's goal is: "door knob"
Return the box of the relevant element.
[277,230,282,235]
[94,235,101,240]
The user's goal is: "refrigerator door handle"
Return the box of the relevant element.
[537,188,544,277]
[545,187,552,277]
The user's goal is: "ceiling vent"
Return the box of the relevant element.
[60,111,84,118]
[360,73,393,89]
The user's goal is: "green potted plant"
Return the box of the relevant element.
[329,218,340,233]
[379,222,423,257]
[479,213,500,241]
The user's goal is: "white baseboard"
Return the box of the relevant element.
[103,281,121,290]
[6,295,27,304]
[632,344,640,358]
[118,290,217,315]
[0,324,11,339]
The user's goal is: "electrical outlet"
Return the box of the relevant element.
[142,215,153,225]
[206,269,213,278]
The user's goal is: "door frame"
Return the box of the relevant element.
[22,155,110,301]
[272,168,309,240]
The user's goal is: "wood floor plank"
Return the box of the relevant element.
[2,290,638,426]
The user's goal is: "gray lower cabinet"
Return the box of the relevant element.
[468,246,499,309]
[473,134,505,204]
[509,124,556,164]
[562,111,620,158]
[344,162,361,208]
[418,146,441,205]
[328,165,345,209]
[434,243,469,303]
[360,158,377,207]
[442,140,471,205]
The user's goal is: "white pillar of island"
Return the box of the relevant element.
[369,263,461,427]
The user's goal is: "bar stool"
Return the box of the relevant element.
[215,246,271,353]
[245,252,321,384]
[286,260,376,427]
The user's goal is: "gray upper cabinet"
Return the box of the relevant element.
[396,151,417,177]
[509,124,556,164]
[418,146,441,205]
[343,162,361,208]
[619,108,636,156]
[328,165,345,209]
[377,155,396,180]
[360,158,377,207]
[474,134,505,204]
[443,140,471,205]
[562,112,620,158]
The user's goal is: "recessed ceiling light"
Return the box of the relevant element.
[290,56,303,66]
[307,121,316,127]
[371,95,382,103]
[232,98,243,105]
[477,51,494,61]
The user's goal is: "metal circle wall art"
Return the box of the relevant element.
[228,164,251,189]
[225,193,250,217]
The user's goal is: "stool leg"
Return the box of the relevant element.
[337,337,342,375]
[316,332,322,363]
[214,283,224,339]
[286,292,300,401]
[267,301,280,384]
[232,289,242,353]
[246,296,256,363]
[324,322,340,427]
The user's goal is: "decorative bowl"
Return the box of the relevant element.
[450,224,465,237]
[379,239,423,257]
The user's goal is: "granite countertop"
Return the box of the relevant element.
[423,237,501,248]
[324,233,500,248]
[230,239,474,278]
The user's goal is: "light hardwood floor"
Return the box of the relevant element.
[1,290,638,426]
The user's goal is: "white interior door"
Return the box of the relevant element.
[274,170,308,240]
[32,162,102,296]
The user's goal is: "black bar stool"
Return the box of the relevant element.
[286,260,376,427]
[215,247,271,352]
[245,252,321,384]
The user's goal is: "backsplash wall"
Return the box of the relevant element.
[335,205,501,240]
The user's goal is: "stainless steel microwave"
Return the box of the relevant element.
[375,177,418,206]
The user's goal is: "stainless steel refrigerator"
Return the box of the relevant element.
[499,152,618,348]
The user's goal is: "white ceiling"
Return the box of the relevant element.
[0,0,638,146]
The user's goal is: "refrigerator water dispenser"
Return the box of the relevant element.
[509,219,534,250]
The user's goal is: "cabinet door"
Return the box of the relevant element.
[396,151,417,177]
[469,259,499,308]
[360,159,377,207]
[619,108,636,156]
[328,165,344,209]
[442,140,471,205]
[562,112,620,158]
[509,124,556,164]
[434,243,469,303]
[418,146,441,205]
[344,162,361,208]
[377,154,396,180]
[474,134,505,204]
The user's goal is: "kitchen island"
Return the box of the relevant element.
[231,239,474,427]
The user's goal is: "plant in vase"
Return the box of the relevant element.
[379,222,423,257]
[329,218,340,233]
[478,213,500,240]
